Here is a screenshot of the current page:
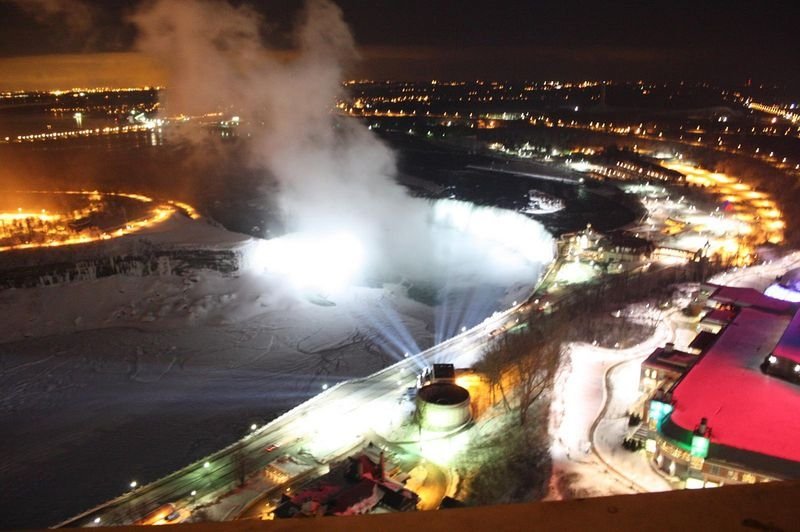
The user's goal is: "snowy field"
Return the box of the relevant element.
[0,202,550,528]
[0,273,431,527]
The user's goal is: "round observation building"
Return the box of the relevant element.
[416,382,471,431]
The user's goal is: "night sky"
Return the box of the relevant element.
[0,0,798,88]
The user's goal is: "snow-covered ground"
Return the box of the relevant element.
[592,357,672,494]
[710,251,800,291]
[0,272,434,527]
[0,204,550,528]
[548,304,676,499]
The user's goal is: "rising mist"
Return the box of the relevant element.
[132,0,553,286]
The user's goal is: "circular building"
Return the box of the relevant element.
[416,382,471,432]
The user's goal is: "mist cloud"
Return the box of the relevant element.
[131,0,552,286]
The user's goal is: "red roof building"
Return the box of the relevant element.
[706,285,795,314]
[669,308,800,464]
[640,291,800,487]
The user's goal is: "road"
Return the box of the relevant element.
[56,302,521,527]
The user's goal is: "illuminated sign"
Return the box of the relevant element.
[648,400,673,429]
[689,455,705,470]
[685,477,705,489]
[645,439,657,453]
[691,435,710,458]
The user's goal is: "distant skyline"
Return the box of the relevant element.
[0,0,798,89]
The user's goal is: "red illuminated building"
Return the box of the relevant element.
[638,284,800,488]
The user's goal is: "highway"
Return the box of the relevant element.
[56,303,520,527]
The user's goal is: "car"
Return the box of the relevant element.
[136,504,175,526]
[164,511,181,522]
[402,387,417,401]
[488,326,505,338]
[265,443,280,452]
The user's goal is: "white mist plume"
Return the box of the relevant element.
[132,0,553,286]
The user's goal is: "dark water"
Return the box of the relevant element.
[390,132,642,235]
[0,116,641,240]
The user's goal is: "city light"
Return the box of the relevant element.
[7,37,800,529]
[0,190,199,252]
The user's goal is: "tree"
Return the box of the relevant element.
[474,338,511,411]
[476,320,563,425]
[514,339,560,427]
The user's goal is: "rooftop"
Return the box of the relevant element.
[687,330,718,352]
[643,347,697,374]
[670,307,800,463]
[700,308,737,326]
[707,285,795,315]
[771,310,800,365]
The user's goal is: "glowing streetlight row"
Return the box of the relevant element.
[0,190,201,253]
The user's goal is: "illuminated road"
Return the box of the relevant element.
[56,304,519,527]
[0,190,200,253]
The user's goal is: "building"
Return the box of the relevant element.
[587,149,686,184]
[274,445,419,518]
[637,284,800,487]
[639,342,697,396]
[416,382,472,432]
[557,224,653,272]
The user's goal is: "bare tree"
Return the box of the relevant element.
[517,346,559,426]
[474,338,511,411]
[476,320,563,426]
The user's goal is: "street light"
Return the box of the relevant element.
[129,480,137,489]
[321,383,328,390]
[250,423,257,431]
[93,517,101,524]
[203,461,211,469]
[190,490,197,497]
